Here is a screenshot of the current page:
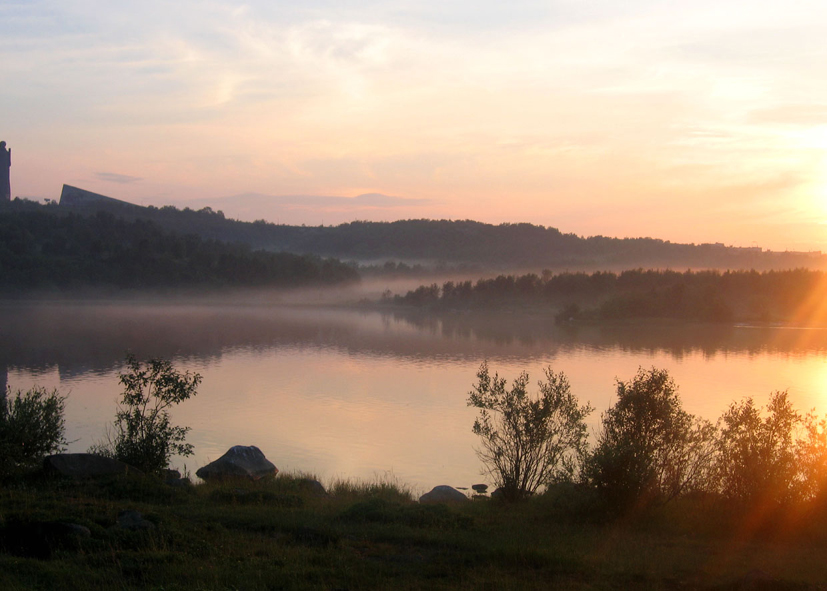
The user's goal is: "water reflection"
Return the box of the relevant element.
[3,303,827,377]
[3,301,827,491]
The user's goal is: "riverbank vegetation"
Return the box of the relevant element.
[2,365,827,588]
[466,364,827,514]
[384,268,827,325]
[87,356,201,475]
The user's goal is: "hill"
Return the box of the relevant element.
[0,201,358,293]
[18,188,827,271]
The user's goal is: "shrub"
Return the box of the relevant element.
[467,362,593,501]
[0,386,67,478]
[715,391,802,504]
[91,354,201,474]
[797,412,827,501]
[585,367,716,511]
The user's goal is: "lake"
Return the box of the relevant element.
[3,299,827,494]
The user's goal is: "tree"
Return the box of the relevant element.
[715,391,801,504]
[95,355,201,474]
[0,386,66,478]
[585,368,716,510]
[797,412,827,501]
[467,362,593,501]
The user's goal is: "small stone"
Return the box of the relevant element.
[161,468,181,481]
[116,510,155,531]
[298,478,328,496]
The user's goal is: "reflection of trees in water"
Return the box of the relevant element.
[2,303,827,378]
[385,310,827,359]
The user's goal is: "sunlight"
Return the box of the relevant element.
[788,274,827,327]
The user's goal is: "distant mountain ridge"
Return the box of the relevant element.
[48,188,825,270]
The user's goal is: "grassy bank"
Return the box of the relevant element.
[2,473,827,590]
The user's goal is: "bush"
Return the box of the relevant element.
[0,386,67,478]
[715,391,802,504]
[797,412,827,501]
[91,355,201,474]
[585,367,716,511]
[467,362,593,501]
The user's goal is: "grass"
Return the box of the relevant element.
[1,473,827,590]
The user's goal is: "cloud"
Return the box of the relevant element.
[747,104,827,126]
[96,172,142,184]
[221,192,430,210]
[351,193,428,206]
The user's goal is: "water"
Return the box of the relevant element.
[3,300,827,493]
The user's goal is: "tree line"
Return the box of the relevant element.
[387,268,827,324]
[0,207,358,292]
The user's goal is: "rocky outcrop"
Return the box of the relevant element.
[43,453,141,479]
[419,485,469,504]
[196,446,277,481]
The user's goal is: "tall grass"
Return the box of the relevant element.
[328,472,417,503]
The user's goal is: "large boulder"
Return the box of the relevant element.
[43,453,141,479]
[196,446,277,481]
[419,485,469,504]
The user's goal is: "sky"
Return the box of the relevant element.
[2,0,827,251]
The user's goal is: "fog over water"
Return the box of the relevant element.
[3,298,827,492]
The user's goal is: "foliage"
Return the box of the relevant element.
[388,268,827,324]
[585,368,716,511]
[797,412,827,501]
[0,386,66,478]
[0,207,359,291]
[93,355,201,474]
[467,362,593,501]
[714,391,802,503]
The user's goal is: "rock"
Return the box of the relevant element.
[0,521,91,558]
[737,569,773,591]
[419,485,469,504]
[195,445,278,481]
[490,487,505,500]
[298,478,327,496]
[161,468,190,487]
[43,453,141,479]
[471,484,488,494]
[116,510,155,531]
[161,468,181,481]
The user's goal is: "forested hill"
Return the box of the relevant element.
[45,197,824,270]
[0,205,358,292]
[8,196,825,270]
